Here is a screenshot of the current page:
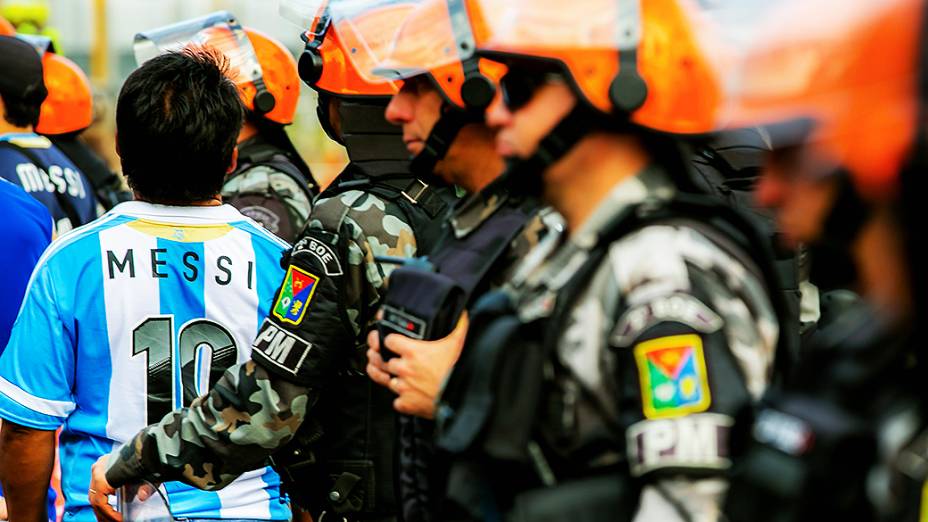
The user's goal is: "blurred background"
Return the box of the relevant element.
[0,0,349,188]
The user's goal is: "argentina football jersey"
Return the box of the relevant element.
[0,201,291,522]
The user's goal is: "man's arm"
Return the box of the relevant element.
[0,421,56,522]
[99,199,411,489]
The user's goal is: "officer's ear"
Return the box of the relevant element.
[227,147,239,175]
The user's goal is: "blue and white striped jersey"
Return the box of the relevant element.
[0,201,291,522]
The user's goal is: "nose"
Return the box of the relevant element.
[484,96,513,130]
[385,90,416,125]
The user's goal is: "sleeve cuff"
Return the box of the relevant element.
[104,442,147,488]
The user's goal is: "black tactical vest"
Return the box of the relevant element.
[270,160,457,522]
[435,193,793,522]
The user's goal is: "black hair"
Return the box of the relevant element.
[116,48,244,203]
[0,90,44,128]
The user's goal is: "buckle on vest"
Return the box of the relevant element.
[402,179,429,204]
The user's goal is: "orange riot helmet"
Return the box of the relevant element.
[36,51,93,135]
[719,0,922,200]
[14,33,93,135]
[281,0,408,97]
[134,12,300,125]
[325,0,507,173]
[240,27,300,125]
[371,0,506,110]
[460,0,729,135]
[0,16,14,36]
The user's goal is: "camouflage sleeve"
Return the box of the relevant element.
[105,190,419,489]
[296,191,417,344]
[105,361,313,489]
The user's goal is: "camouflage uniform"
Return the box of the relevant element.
[436,166,781,521]
[106,162,457,520]
[221,135,316,244]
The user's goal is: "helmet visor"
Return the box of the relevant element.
[16,33,54,55]
[134,11,263,86]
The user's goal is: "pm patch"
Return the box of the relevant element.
[272,265,320,325]
[627,413,733,476]
[253,319,312,376]
[634,334,711,419]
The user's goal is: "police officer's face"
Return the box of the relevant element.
[385,76,443,158]
[486,76,575,160]
[755,146,840,248]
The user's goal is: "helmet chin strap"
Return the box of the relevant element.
[409,102,484,176]
[410,0,495,176]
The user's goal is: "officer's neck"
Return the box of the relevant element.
[0,120,33,136]
[542,132,649,235]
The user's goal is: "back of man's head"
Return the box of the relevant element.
[117,48,244,203]
[0,35,48,129]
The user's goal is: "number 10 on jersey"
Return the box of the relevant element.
[132,315,239,423]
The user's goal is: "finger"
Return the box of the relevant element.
[366,346,386,370]
[393,394,435,419]
[451,312,469,340]
[366,329,380,352]
[137,484,157,502]
[382,333,422,358]
[90,495,122,522]
[389,376,411,395]
[384,356,412,379]
[366,360,393,388]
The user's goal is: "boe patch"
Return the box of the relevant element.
[273,265,320,325]
[627,413,733,476]
[634,334,711,419]
[253,319,313,376]
[293,236,343,276]
[611,293,722,347]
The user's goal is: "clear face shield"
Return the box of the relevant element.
[280,0,420,89]
[133,11,263,87]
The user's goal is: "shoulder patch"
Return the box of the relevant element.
[293,236,343,276]
[272,265,320,325]
[627,413,733,476]
[611,293,722,347]
[634,334,711,419]
[252,319,313,376]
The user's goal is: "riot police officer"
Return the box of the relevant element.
[388,0,788,520]
[714,0,928,520]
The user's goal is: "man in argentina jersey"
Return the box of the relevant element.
[0,49,291,522]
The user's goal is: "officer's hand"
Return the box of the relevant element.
[90,455,121,522]
[366,313,468,419]
[366,332,393,389]
[367,337,422,412]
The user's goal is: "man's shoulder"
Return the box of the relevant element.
[310,189,415,244]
